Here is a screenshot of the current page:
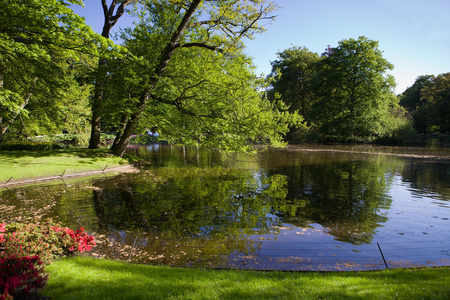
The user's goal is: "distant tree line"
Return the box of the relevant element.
[267,37,449,143]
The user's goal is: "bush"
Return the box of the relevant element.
[0,142,67,151]
[0,220,95,299]
[0,255,47,300]
[376,122,418,145]
[1,220,95,264]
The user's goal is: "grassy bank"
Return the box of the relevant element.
[0,148,134,183]
[42,256,450,300]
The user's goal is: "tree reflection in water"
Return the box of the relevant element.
[1,145,449,270]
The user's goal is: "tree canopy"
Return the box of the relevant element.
[268,36,404,143]
[267,46,319,124]
[101,0,300,156]
[400,73,450,133]
[310,36,397,141]
[1,0,300,155]
[0,0,109,139]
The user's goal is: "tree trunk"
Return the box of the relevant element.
[89,59,107,149]
[113,0,202,157]
[0,82,34,138]
[89,0,134,149]
[110,112,129,151]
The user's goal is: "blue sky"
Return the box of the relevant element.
[72,0,450,94]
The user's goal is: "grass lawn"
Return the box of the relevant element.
[42,256,450,300]
[0,149,134,183]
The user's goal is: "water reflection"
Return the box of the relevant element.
[1,145,449,270]
[400,159,450,201]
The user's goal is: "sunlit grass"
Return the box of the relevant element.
[0,149,133,183]
[42,256,450,300]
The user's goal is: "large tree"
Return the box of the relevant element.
[418,73,450,133]
[267,46,320,123]
[310,36,397,142]
[104,0,299,157]
[400,73,449,133]
[399,75,434,113]
[0,0,106,139]
[89,0,135,149]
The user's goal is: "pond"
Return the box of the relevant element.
[1,144,449,271]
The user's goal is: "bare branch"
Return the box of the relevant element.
[101,0,135,38]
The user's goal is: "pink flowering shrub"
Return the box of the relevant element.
[1,219,95,264]
[0,255,46,300]
[0,220,95,299]
[0,223,5,244]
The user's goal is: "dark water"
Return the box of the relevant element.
[1,145,449,271]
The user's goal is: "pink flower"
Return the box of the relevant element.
[0,224,5,244]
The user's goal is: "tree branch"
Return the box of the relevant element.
[174,42,224,53]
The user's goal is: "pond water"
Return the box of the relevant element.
[1,144,449,271]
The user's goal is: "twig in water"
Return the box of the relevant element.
[377,242,389,269]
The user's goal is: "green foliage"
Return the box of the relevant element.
[376,107,418,145]
[268,37,405,144]
[267,46,320,122]
[104,1,300,154]
[147,49,301,151]
[1,220,95,264]
[0,142,67,151]
[103,0,300,156]
[399,73,450,134]
[27,133,104,147]
[0,0,107,139]
[399,75,434,112]
[0,220,95,299]
[417,73,450,133]
[310,36,397,142]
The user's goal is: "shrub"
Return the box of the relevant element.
[376,122,418,145]
[0,255,47,300]
[1,220,95,264]
[0,220,95,299]
[0,142,67,151]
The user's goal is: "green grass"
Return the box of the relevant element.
[0,148,134,183]
[42,256,450,300]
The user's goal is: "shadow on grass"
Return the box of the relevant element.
[42,256,450,300]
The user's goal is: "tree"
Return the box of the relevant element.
[399,75,434,112]
[400,73,450,133]
[398,75,434,133]
[104,0,299,157]
[89,0,135,149]
[0,0,106,140]
[310,36,397,142]
[418,73,450,133]
[267,46,320,123]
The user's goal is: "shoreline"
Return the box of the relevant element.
[0,165,139,189]
[284,144,450,160]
